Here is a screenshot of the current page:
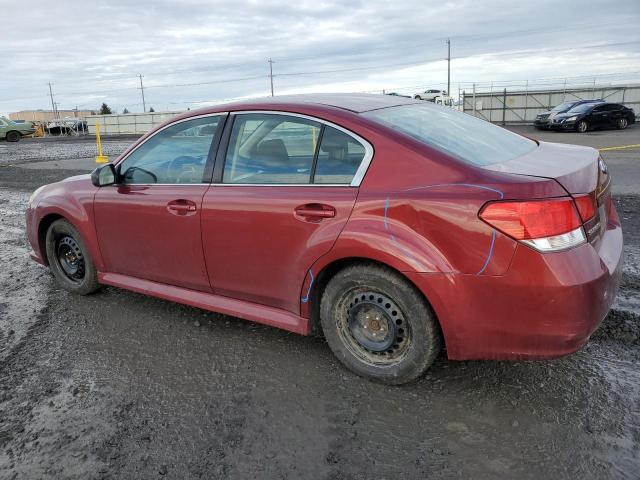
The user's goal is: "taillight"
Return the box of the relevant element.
[479,198,586,252]
[573,194,596,222]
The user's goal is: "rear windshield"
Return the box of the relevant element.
[362,104,536,166]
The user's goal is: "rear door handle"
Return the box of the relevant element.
[167,199,197,215]
[294,203,336,221]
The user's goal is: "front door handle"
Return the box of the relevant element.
[167,199,197,215]
[294,203,336,222]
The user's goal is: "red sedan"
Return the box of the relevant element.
[26,94,623,384]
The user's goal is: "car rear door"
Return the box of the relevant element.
[605,104,624,127]
[94,114,226,292]
[589,104,612,128]
[201,112,372,313]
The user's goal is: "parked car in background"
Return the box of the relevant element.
[550,102,636,133]
[414,89,446,101]
[0,116,36,142]
[46,118,88,136]
[534,99,603,130]
[26,94,622,384]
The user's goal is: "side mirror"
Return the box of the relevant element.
[91,163,117,187]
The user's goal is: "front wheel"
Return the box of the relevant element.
[45,219,100,295]
[617,118,628,130]
[320,264,442,384]
[576,120,588,133]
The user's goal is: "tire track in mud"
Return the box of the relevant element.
[0,189,51,364]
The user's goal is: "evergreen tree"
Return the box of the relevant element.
[99,103,112,114]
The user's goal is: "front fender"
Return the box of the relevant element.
[29,177,104,271]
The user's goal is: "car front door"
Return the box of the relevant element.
[201,112,371,313]
[94,114,225,292]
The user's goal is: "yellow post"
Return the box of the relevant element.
[95,122,109,164]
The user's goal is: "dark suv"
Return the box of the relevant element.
[550,102,636,133]
[534,100,602,130]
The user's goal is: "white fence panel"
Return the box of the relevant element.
[86,112,182,135]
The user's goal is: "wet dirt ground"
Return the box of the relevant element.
[0,129,639,479]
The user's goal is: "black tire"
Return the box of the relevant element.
[617,118,628,130]
[414,95,422,101]
[320,264,441,385]
[6,131,20,142]
[576,120,588,133]
[45,219,99,295]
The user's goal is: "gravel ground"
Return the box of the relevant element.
[0,133,639,479]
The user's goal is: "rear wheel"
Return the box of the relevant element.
[6,131,20,142]
[576,120,588,133]
[320,264,441,384]
[45,219,99,295]
[617,118,628,130]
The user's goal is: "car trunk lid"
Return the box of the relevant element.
[483,141,610,244]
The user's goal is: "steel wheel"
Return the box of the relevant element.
[337,290,412,366]
[577,120,588,133]
[6,131,20,142]
[55,235,85,283]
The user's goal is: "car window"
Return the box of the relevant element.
[223,114,321,184]
[362,103,536,166]
[551,101,575,112]
[314,127,366,184]
[568,103,593,114]
[119,115,222,184]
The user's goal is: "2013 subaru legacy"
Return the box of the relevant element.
[26,94,622,384]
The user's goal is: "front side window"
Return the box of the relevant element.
[118,115,222,184]
[362,104,536,166]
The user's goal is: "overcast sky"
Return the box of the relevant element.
[1,0,639,115]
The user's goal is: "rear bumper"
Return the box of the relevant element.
[407,218,623,360]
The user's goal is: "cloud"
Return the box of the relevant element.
[1,0,639,114]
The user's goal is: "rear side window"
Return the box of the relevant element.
[363,104,536,166]
[314,127,366,184]
[223,114,321,184]
[222,113,368,185]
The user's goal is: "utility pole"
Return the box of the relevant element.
[48,83,57,119]
[138,74,147,112]
[446,38,451,96]
[268,58,274,96]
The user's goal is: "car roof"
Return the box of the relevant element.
[191,93,421,115]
